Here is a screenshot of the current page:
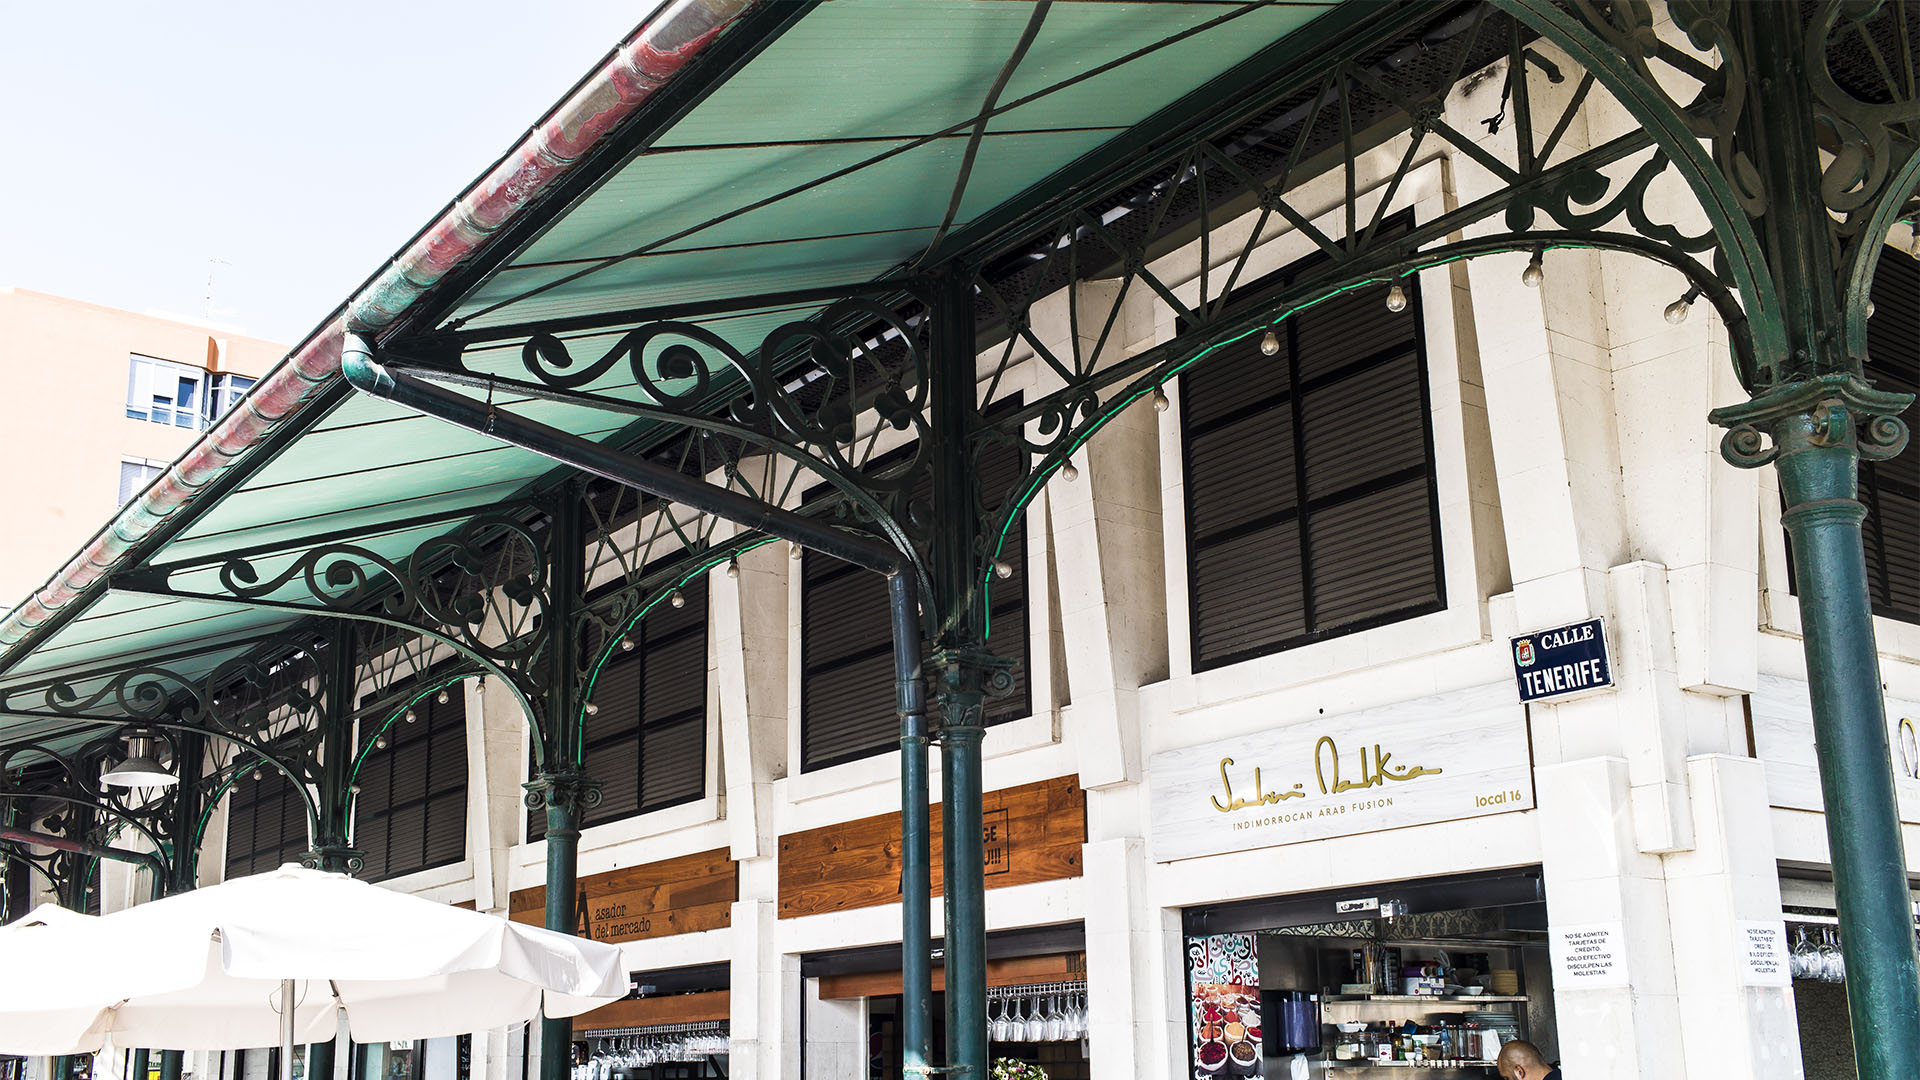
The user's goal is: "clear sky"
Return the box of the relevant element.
[0,1,658,347]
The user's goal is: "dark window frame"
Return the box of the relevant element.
[352,676,468,883]
[1179,226,1446,672]
[223,767,308,879]
[528,570,713,841]
[799,411,1034,773]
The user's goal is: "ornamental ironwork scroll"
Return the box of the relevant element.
[962,4,1768,577]
[204,511,551,669]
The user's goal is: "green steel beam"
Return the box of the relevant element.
[926,0,1441,271]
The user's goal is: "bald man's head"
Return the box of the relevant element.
[1496,1040,1552,1079]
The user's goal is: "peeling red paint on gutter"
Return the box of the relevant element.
[0,0,760,651]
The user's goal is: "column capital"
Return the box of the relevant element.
[1710,373,1912,469]
[931,647,1017,734]
[523,770,603,820]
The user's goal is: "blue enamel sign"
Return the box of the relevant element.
[1511,618,1612,703]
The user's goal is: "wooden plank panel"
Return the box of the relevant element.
[509,847,736,943]
[778,776,1085,919]
[575,990,731,1031]
[818,952,1089,1000]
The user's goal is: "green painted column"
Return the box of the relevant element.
[926,270,1011,1079]
[938,685,988,1077]
[527,491,599,1080]
[303,622,362,1076]
[1772,407,1920,1077]
[1717,7,1920,1076]
[532,779,593,1080]
[156,1053,181,1080]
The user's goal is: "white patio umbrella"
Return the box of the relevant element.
[0,904,115,1054]
[0,865,626,1068]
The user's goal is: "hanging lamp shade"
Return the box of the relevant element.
[101,736,177,788]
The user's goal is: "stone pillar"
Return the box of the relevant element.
[802,981,867,1080]
[475,676,531,914]
[1535,756,1682,1079]
[1664,754,1803,1079]
[1081,836,1166,1078]
[728,898,798,1080]
[1048,377,1167,790]
[712,533,788,862]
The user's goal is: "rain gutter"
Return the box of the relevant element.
[0,0,764,664]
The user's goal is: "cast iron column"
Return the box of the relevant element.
[1774,409,1920,1074]
[929,270,1007,1079]
[1711,8,1920,1077]
[898,583,934,1079]
[302,621,365,1079]
[157,732,203,1080]
[525,491,600,1080]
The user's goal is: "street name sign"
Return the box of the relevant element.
[1510,618,1612,703]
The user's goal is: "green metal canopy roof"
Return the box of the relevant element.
[0,0,1351,751]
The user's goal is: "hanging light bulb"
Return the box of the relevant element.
[621,637,636,652]
[992,559,1014,580]
[1521,250,1545,288]
[790,542,804,561]
[250,768,262,782]
[1151,386,1170,412]
[584,702,600,716]
[349,784,362,796]
[726,558,740,579]
[1865,299,1876,319]
[670,589,686,608]
[1060,458,1079,482]
[375,735,388,751]
[1259,329,1281,356]
[404,709,418,724]
[1385,284,1408,313]
[1664,286,1702,326]
[436,689,450,705]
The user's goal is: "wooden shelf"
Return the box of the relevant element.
[1322,994,1527,1004]
[1324,1061,1498,1069]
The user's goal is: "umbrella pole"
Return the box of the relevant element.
[279,980,295,1080]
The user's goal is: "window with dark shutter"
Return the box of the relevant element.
[528,575,710,842]
[1786,246,1920,623]
[1181,242,1444,671]
[352,683,467,881]
[224,768,308,879]
[800,422,1033,772]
